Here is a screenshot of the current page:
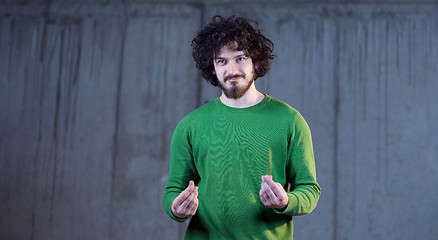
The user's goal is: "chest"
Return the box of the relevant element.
[191,115,289,178]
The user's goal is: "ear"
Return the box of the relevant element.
[212,70,216,75]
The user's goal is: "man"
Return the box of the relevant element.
[163,15,320,239]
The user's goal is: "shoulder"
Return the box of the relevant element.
[175,98,218,129]
[265,96,309,128]
[265,96,300,118]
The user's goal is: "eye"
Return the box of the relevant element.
[217,59,226,65]
[237,56,247,62]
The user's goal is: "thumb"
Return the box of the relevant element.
[262,175,273,181]
[264,175,275,185]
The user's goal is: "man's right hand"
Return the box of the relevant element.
[171,180,199,219]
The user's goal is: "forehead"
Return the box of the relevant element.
[215,42,247,58]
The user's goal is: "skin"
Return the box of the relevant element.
[171,180,199,218]
[259,175,289,211]
[214,43,265,108]
[171,42,289,218]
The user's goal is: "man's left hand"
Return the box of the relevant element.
[259,175,289,211]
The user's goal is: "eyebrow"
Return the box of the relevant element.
[215,54,247,60]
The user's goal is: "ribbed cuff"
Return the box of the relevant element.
[273,193,297,216]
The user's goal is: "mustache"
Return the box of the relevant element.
[224,74,246,82]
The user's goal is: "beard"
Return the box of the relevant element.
[218,74,254,99]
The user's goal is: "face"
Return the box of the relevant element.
[213,43,255,99]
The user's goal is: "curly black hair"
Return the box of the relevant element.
[191,15,276,86]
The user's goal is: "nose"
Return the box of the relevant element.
[227,61,239,75]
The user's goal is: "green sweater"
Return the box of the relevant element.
[163,95,320,239]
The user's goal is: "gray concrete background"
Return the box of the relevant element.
[1,1,437,240]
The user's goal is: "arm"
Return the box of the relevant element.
[274,112,321,216]
[163,119,200,221]
[259,112,320,216]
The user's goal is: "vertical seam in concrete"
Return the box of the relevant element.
[179,2,205,237]
[31,24,44,236]
[49,24,65,231]
[195,2,205,108]
[332,19,340,240]
[109,11,128,240]
[31,18,49,240]
[384,21,390,193]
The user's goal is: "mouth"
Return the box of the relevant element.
[226,77,240,82]
[224,74,245,83]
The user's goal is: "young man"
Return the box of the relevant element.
[163,15,320,239]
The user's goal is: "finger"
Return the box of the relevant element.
[261,177,277,206]
[261,182,275,204]
[263,175,276,188]
[259,189,269,206]
[183,187,199,215]
[271,182,287,198]
[179,190,196,210]
[187,200,198,215]
[267,182,283,198]
[187,186,198,207]
[261,176,272,190]
[173,181,195,206]
[262,175,275,189]
[174,193,196,217]
[172,185,198,217]
[260,182,268,199]
[260,179,274,200]
[262,174,272,180]
[264,191,278,208]
[262,181,275,197]
[262,181,280,205]
[264,176,286,198]
[187,193,199,215]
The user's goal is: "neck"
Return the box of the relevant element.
[220,83,265,108]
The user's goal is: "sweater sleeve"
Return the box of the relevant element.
[275,112,321,216]
[162,118,200,222]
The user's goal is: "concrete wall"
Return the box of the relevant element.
[1,1,437,239]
